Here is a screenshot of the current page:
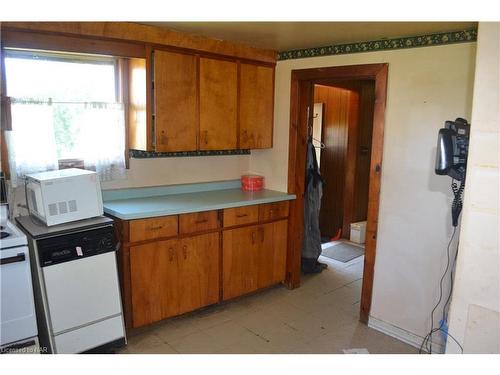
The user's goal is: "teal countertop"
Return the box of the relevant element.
[102,180,296,220]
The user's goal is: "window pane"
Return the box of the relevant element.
[5,51,123,163]
[5,55,116,102]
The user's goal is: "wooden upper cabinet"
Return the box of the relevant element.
[154,50,198,152]
[199,57,238,150]
[239,63,274,149]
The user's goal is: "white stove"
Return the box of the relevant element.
[1,220,29,248]
[0,217,39,353]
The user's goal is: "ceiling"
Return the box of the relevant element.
[145,22,477,52]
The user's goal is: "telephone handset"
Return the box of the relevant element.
[435,118,470,181]
[435,118,470,226]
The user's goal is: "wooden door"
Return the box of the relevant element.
[222,225,260,300]
[199,57,237,150]
[177,232,220,314]
[154,50,198,152]
[257,220,288,288]
[129,238,180,327]
[239,63,274,149]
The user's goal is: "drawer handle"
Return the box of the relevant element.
[236,213,248,218]
[148,225,164,231]
[182,245,187,260]
[0,253,26,265]
[195,219,208,224]
[259,227,264,243]
[168,247,175,261]
[251,231,256,245]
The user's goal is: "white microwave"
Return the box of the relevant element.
[25,168,103,226]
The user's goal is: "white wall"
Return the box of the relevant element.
[101,155,250,189]
[250,42,477,348]
[446,23,500,354]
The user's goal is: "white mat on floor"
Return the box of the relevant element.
[321,242,365,262]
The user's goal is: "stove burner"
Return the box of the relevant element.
[0,226,4,230]
[0,231,9,239]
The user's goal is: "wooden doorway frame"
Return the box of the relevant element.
[284,63,388,323]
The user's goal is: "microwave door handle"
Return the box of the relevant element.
[0,253,26,265]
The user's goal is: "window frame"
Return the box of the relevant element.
[1,30,147,177]
[1,45,139,174]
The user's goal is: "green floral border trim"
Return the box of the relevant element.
[130,149,251,158]
[277,28,477,61]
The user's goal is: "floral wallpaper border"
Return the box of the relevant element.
[130,149,251,158]
[277,28,477,61]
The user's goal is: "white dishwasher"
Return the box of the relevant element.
[16,216,126,354]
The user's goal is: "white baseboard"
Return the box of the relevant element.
[368,316,444,354]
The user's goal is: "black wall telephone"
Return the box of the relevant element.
[435,118,470,226]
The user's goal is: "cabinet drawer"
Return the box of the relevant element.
[129,216,178,242]
[223,205,259,227]
[258,201,289,222]
[179,210,219,234]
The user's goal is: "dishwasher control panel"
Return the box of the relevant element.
[37,226,115,267]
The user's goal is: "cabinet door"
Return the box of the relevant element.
[154,50,198,152]
[178,232,220,314]
[222,225,260,300]
[239,63,274,149]
[129,238,180,327]
[257,220,288,289]
[199,57,238,150]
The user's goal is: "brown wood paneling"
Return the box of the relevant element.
[177,232,220,314]
[1,22,277,64]
[315,84,354,237]
[199,57,238,150]
[315,79,375,239]
[223,205,259,227]
[129,215,178,242]
[154,50,198,152]
[258,201,289,222]
[239,63,274,149]
[179,210,219,234]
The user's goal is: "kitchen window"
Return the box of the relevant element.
[3,49,127,184]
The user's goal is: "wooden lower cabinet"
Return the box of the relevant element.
[177,233,220,315]
[222,219,287,300]
[115,204,290,330]
[130,232,219,328]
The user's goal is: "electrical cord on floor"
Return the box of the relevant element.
[419,225,458,354]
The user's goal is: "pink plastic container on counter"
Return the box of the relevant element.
[241,175,264,192]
